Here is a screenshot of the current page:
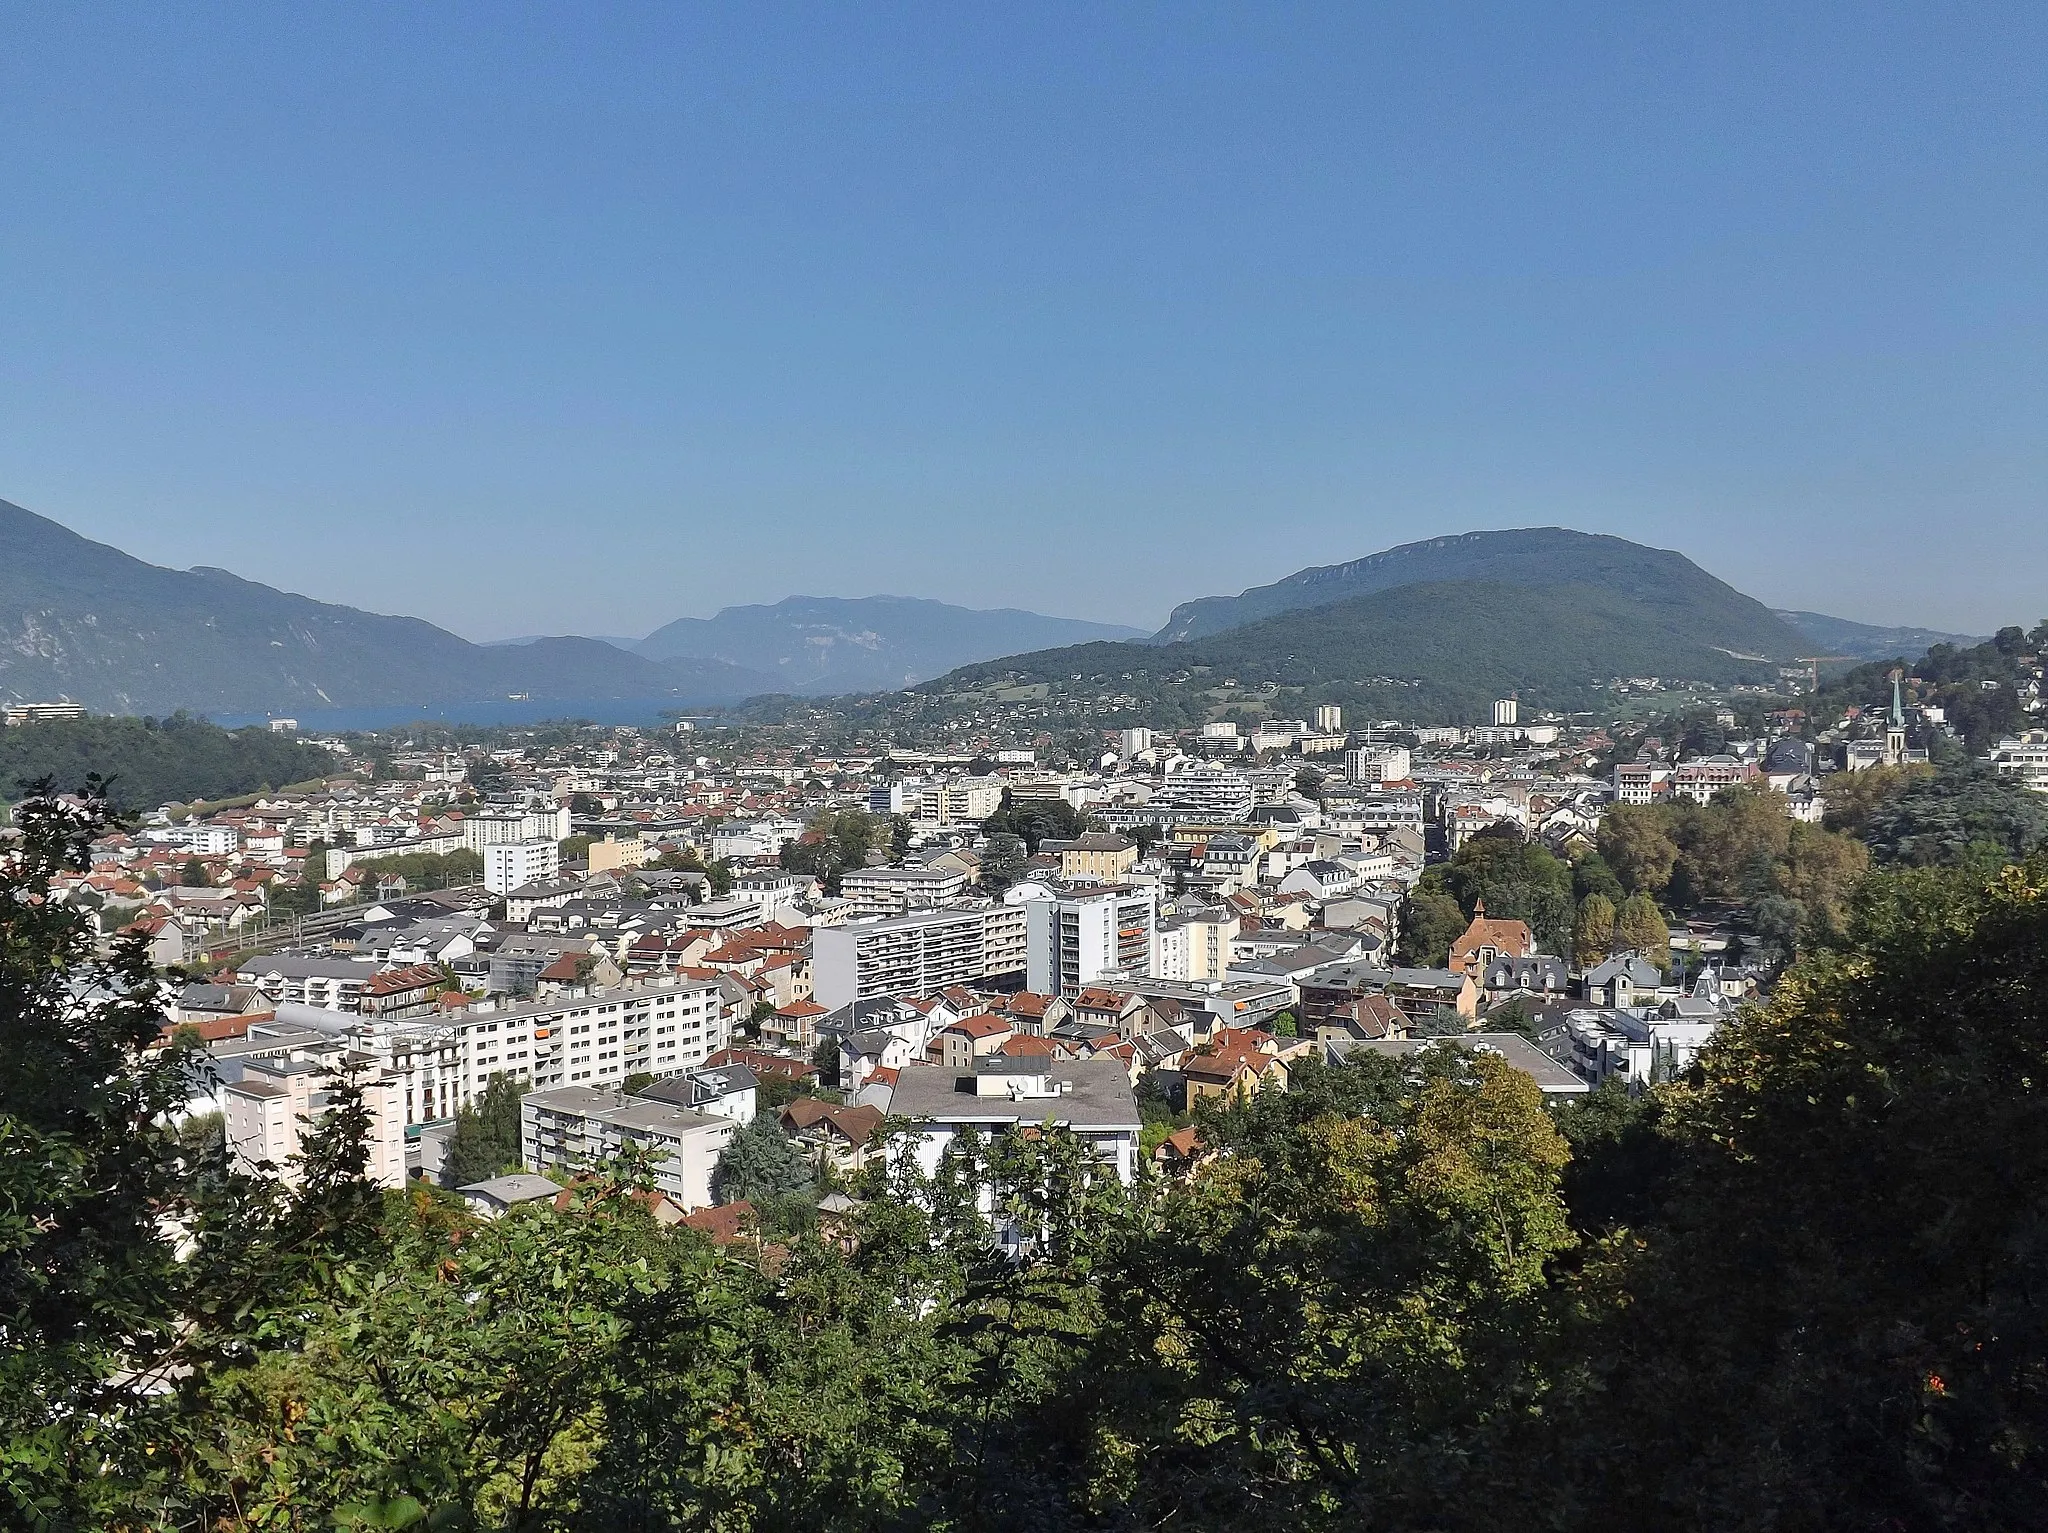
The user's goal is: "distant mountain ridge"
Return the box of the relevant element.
[1154,527,1810,659]
[924,576,1789,723]
[1773,609,1988,661]
[0,498,775,716]
[637,594,1146,694]
[914,528,1831,722]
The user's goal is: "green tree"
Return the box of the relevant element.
[180,855,211,887]
[978,832,1028,894]
[1568,855,2048,1527]
[0,783,196,1525]
[444,1074,527,1187]
[1083,1047,1576,1525]
[982,789,1091,855]
[1574,891,1618,966]
[1396,886,1467,966]
[711,1113,814,1205]
[1599,803,1681,894]
[1570,849,1625,904]
[1614,892,1671,971]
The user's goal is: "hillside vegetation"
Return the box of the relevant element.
[0,714,337,812]
[924,579,1781,725]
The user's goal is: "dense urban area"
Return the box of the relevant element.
[8,614,2048,1527]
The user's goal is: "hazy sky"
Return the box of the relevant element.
[2,4,2042,640]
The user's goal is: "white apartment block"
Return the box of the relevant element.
[839,864,970,917]
[1334,788,1425,834]
[1344,745,1410,786]
[1155,906,1235,983]
[521,1086,735,1210]
[340,975,731,1126]
[1313,705,1343,734]
[485,838,561,895]
[914,777,1005,826]
[1009,882,1158,996]
[1988,732,2048,793]
[1612,763,1669,806]
[152,823,240,857]
[711,816,806,861]
[237,955,383,1011]
[811,905,1030,1009]
[461,805,571,854]
[1154,762,1255,821]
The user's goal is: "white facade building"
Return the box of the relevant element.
[886,1059,1142,1189]
[462,805,570,854]
[1009,882,1158,996]
[812,905,1030,1008]
[839,864,970,917]
[1344,745,1410,786]
[484,838,561,895]
[520,1086,735,1210]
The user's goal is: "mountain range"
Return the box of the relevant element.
[636,596,1145,695]
[918,529,1815,722]
[0,497,1981,720]
[0,499,775,716]
[1771,609,1988,661]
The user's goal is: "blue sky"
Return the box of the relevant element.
[1,4,2041,640]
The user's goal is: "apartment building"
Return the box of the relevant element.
[1154,905,1236,983]
[461,805,570,854]
[1988,732,2048,794]
[520,1085,735,1209]
[811,905,1030,1008]
[223,1050,407,1190]
[484,838,561,895]
[887,1058,1142,1187]
[1344,745,1410,786]
[1055,833,1139,884]
[840,863,969,917]
[236,955,384,1011]
[352,974,731,1125]
[914,776,1005,826]
[1009,883,1158,996]
[1612,763,1667,806]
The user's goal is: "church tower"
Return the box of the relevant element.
[1884,668,1908,767]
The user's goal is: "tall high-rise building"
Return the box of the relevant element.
[1492,697,1519,727]
[1313,704,1343,734]
[1008,883,1159,996]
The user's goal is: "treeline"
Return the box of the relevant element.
[0,713,336,812]
[12,787,2048,1529]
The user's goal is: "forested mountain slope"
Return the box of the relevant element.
[0,498,773,714]
[1153,527,1808,658]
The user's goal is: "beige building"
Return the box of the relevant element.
[1058,833,1139,884]
[585,836,648,874]
[1155,906,1236,983]
[223,1050,407,1190]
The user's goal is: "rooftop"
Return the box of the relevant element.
[887,1058,1141,1130]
